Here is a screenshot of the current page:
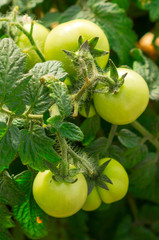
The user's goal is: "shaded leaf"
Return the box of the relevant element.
[13,170,48,239]
[13,0,44,12]
[0,38,29,114]
[118,129,141,148]
[18,125,61,171]
[25,61,67,114]
[0,171,25,206]
[131,48,159,101]
[59,122,84,141]
[81,115,100,146]
[0,125,20,173]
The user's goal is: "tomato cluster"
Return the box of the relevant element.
[33,158,128,217]
[83,159,129,211]
[19,19,149,218]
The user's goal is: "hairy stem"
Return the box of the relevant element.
[131,121,159,151]
[68,146,96,175]
[0,18,45,62]
[0,107,43,121]
[12,22,45,62]
[56,132,68,177]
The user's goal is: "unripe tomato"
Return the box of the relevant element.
[82,186,102,211]
[33,170,88,218]
[79,104,96,118]
[93,68,149,125]
[97,158,129,204]
[17,22,49,71]
[44,19,109,75]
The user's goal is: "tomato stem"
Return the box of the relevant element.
[0,107,43,121]
[68,146,96,175]
[127,194,138,222]
[56,132,68,177]
[11,22,46,62]
[105,124,117,155]
[0,17,46,63]
[132,121,159,151]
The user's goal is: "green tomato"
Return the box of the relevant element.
[79,104,96,118]
[44,19,109,75]
[93,68,149,125]
[97,158,129,204]
[33,170,88,218]
[82,186,102,211]
[17,22,49,71]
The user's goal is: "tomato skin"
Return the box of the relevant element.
[79,104,96,118]
[82,186,102,211]
[97,158,129,204]
[17,22,49,71]
[44,19,109,75]
[33,170,88,218]
[93,68,149,125]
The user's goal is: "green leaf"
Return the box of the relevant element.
[118,129,141,148]
[81,115,100,146]
[0,125,20,173]
[113,215,132,240]
[45,80,72,117]
[0,38,30,114]
[0,203,15,229]
[111,0,130,10]
[129,153,159,203]
[60,1,137,64]
[47,115,62,128]
[18,125,61,171]
[134,0,159,21]
[0,229,14,240]
[0,171,25,206]
[13,170,48,239]
[121,144,148,169]
[59,5,81,23]
[25,61,67,114]
[58,122,84,141]
[41,12,61,27]
[85,137,107,157]
[13,0,44,12]
[131,48,159,101]
[132,225,156,240]
[0,122,7,140]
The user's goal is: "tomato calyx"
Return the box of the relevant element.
[94,60,127,94]
[78,36,109,58]
[86,159,113,194]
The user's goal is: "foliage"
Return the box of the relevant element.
[0,0,159,240]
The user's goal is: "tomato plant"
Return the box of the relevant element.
[44,19,109,75]
[93,68,149,125]
[33,170,88,218]
[0,1,159,240]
